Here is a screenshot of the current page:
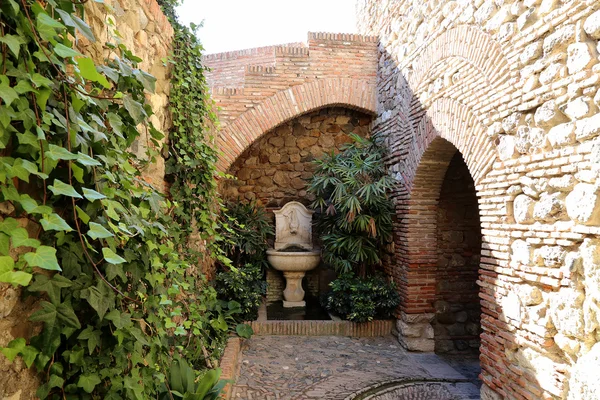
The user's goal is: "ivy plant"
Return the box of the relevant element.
[0,0,228,398]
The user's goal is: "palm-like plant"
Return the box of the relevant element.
[308,134,396,276]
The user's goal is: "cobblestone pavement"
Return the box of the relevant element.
[231,336,480,400]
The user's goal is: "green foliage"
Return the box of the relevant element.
[158,0,223,264]
[219,201,273,268]
[159,356,225,400]
[308,134,396,276]
[215,263,267,321]
[321,274,400,322]
[0,0,227,398]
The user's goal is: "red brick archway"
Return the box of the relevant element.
[215,78,376,171]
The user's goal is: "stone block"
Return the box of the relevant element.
[575,113,600,141]
[511,239,532,265]
[568,343,600,400]
[583,10,600,39]
[516,284,543,306]
[533,192,563,221]
[548,122,576,147]
[534,100,568,127]
[567,42,597,75]
[543,24,575,55]
[497,135,516,161]
[513,194,535,224]
[565,183,600,225]
[549,287,585,338]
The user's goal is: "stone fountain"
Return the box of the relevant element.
[266,201,321,308]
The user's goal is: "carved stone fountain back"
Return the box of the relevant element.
[273,201,314,250]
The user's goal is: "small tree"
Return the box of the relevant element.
[308,134,395,277]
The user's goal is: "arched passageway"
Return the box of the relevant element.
[396,137,482,363]
[433,151,482,355]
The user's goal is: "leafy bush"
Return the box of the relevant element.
[322,274,400,322]
[308,134,395,276]
[219,201,273,268]
[215,263,267,321]
[159,356,224,400]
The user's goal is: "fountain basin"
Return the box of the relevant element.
[267,248,320,308]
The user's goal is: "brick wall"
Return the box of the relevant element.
[358,0,600,398]
[203,33,378,171]
[433,152,482,354]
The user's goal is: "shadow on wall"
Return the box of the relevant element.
[376,42,559,399]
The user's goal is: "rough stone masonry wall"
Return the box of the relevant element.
[221,107,372,207]
[358,0,600,399]
[0,2,172,399]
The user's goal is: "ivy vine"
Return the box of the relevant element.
[0,0,230,398]
[157,0,224,264]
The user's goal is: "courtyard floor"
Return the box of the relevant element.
[231,335,481,400]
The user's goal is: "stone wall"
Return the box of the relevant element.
[0,2,173,399]
[222,107,372,304]
[221,107,372,207]
[357,0,600,398]
[433,153,482,354]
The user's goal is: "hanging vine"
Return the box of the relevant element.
[157,0,226,266]
[0,0,232,398]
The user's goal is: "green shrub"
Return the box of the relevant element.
[322,274,400,322]
[219,201,273,268]
[215,263,267,321]
[308,134,395,276]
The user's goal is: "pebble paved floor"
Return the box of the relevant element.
[231,336,481,400]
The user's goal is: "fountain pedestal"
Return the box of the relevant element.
[266,201,321,308]
[282,271,307,308]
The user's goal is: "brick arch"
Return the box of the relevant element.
[216,78,377,171]
[393,96,496,352]
[409,25,510,90]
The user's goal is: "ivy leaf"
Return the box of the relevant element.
[10,228,41,248]
[77,374,101,394]
[0,218,18,235]
[72,163,84,183]
[29,301,57,326]
[46,144,78,161]
[53,43,83,58]
[76,206,90,224]
[72,15,96,43]
[0,77,18,107]
[123,95,146,124]
[76,152,102,166]
[37,13,66,30]
[0,338,25,362]
[0,256,15,272]
[0,270,32,286]
[40,213,73,232]
[0,34,26,57]
[87,222,114,239]
[24,246,61,271]
[19,195,52,215]
[28,275,71,305]
[102,248,125,264]
[81,281,112,320]
[57,302,81,329]
[20,346,39,368]
[82,188,106,201]
[134,70,156,93]
[105,309,132,329]
[78,326,103,355]
[48,179,83,199]
[76,57,109,88]
[0,233,9,255]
